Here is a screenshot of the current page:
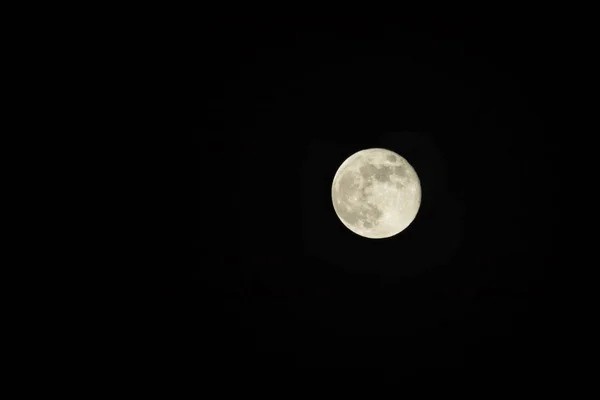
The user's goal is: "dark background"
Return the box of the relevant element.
[182,16,565,372]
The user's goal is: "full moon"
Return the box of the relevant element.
[331,148,421,239]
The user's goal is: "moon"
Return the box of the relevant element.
[331,148,421,239]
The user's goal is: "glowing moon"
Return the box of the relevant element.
[331,148,421,239]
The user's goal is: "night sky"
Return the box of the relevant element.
[182,16,564,373]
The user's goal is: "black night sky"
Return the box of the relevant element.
[182,16,565,373]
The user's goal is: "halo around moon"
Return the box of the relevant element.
[331,148,421,239]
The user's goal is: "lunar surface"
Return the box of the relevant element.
[331,148,421,239]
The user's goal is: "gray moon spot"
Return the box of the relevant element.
[331,148,421,239]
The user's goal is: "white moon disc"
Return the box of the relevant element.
[331,148,421,239]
